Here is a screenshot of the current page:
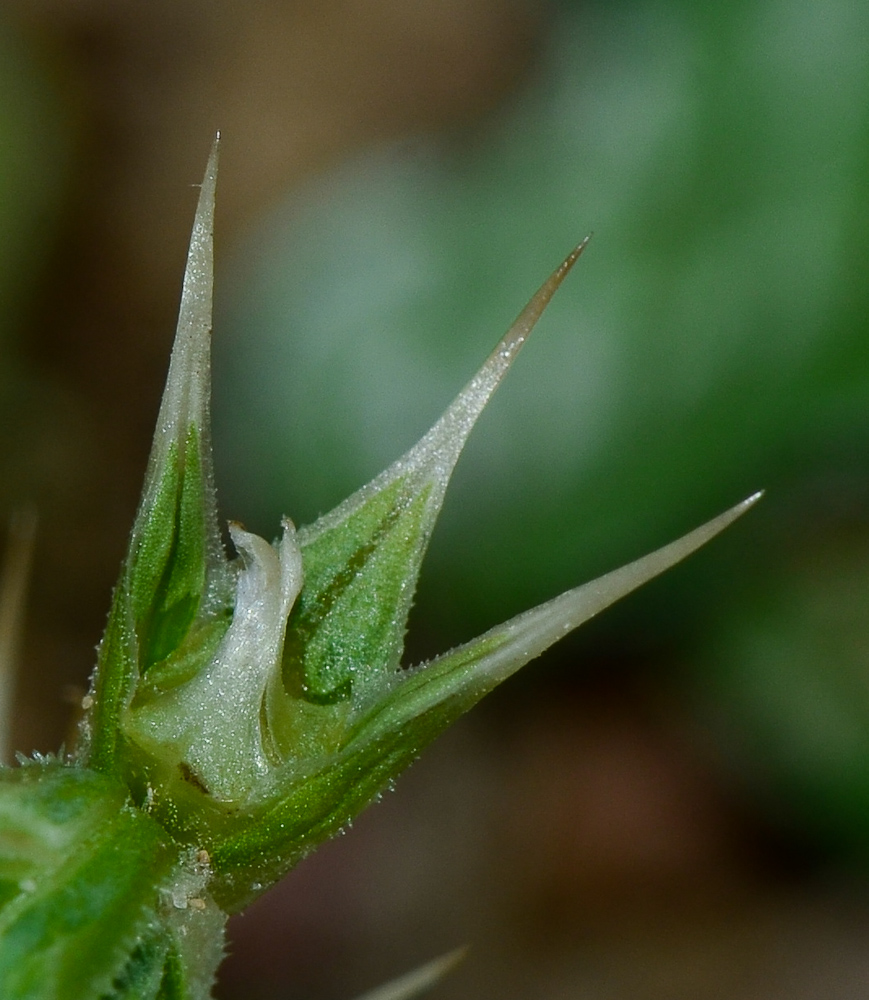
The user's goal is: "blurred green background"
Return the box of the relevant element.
[3,1,869,998]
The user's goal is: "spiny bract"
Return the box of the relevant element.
[0,138,759,1000]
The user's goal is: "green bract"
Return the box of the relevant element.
[0,140,759,998]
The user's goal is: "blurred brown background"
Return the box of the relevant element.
[3,1,869,998]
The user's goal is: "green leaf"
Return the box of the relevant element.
[101,932,169,1000]
[0,761,226,1000]
[0,762,175,1000]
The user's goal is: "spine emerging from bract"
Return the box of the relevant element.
[83,139,233,778]
[66,139,761,923]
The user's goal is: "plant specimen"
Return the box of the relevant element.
[0,141,759,999]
